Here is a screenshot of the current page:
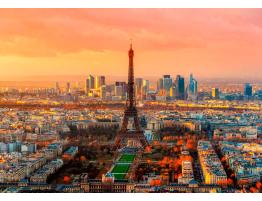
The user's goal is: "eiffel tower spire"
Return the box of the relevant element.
[127,41,135,108]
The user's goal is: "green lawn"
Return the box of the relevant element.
[111,164,130,174]
[110,154,136,180]
[118,154,135,163]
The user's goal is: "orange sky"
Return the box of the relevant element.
[0,8,262,81]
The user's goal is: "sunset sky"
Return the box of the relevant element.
[0,9,262,81]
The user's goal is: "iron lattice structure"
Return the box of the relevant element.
[115,44,149,148]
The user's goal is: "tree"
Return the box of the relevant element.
[63,175,71,184]
[256,181,261,190]
[250,187,258,193]
[227,178,233,186]
[80,155,87,161]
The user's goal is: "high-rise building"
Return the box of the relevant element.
[95,76,100,89]
[55,82,60,94]
[115,81,127,98]
[175,75,185,100]
[163,75,173,96]
[115,85,123,97]
[135,78,143,99]
[100,76,106,86]
[244,83,252,98]
[66,82,71,94]
[170,86,177,98]
[188,73,198,100]
[142,79,149,99]
[85,75,95,94]
[107,84,115,97]
[212,88,219,99]
[157,78,164,92]
[95,75,106,89]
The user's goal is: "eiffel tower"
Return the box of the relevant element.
[115,43,149,148]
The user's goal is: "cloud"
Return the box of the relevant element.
[0,9,262,79]
[1,9,261,57]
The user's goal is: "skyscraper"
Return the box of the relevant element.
[157,78,164,92]
[115,84,123,97]
[212,88,219,99]
[142,79,150,100]
[85,74,95,94]
[66,82,71,94]
[163,75,173,96]
[115,81,127,98]
[244,83,252,98]
[55,82,60,94]
[170,86,177,98]
[135,78,143,100]
[188,73,198,100]
[95,75,106,89]
[175,75,185,100]
[100,76,106,86]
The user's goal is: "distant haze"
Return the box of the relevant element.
[1,75,262,90]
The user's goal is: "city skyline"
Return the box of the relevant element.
[0,9,262,194]
[1,9,262,81]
